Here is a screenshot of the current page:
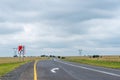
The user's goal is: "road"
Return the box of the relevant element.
[1,59,120,80]
[36,59,120,80]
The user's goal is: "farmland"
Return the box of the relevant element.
[64,56,120,69]
[0,57,41,64]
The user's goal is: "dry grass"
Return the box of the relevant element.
[0,57,48,76]
[99,56,120,62]
[66,56,120,62]
[64,56,120,69]
[0,57,47,64]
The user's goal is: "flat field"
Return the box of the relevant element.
[0,57,42,64]
[64,56,120,69]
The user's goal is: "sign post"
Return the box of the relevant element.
[18,45,25,61]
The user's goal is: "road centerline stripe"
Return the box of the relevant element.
[34,60,38,80]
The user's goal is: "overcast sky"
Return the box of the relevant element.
[0,0,120,57]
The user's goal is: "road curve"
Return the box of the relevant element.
[1,59,120,80]
[36,59,120,80]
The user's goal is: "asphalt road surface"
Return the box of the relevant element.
[37,59,120,80]
[1,59,120,80]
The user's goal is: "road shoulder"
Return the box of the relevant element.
[0,62,34,80]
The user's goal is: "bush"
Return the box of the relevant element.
[41,55,47,57]
[58,56,61,58]
[61,57,66,59]
[92,55,100,58]
[49,55,56,58]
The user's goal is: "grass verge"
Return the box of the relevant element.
[64,58,120,69]
[0,57,49,77]
[0,61,27,77]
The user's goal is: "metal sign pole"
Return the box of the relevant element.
[18,51,21,62]
[18,45,22,62]
[22,46,25,61]
[18,45,25,62]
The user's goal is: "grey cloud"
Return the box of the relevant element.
[42,10,111,23]
[97,37,120,47]
[0,27,22,34]
[88,0,120,10]
[0,24,23,34]
[0,0,115,23]
[0,0,120,56]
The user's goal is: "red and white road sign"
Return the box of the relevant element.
[18,45,25,55]
[18,45,23,52]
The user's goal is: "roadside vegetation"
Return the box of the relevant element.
[63,56,120,69]
[0,62,26,76]
[0,57,47,77]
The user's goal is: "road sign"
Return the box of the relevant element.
[18,45,25,61]
[18,45,23,52]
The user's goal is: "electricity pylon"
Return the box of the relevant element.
[78,49,82,56]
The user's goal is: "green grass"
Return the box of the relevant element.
[0,57,48,77]
[0,62,27,77]
[64,58,120,69]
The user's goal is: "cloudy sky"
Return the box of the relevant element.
[0,0,120,57]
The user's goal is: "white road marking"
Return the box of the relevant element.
[56,60,120,77]
[51,68,59,73]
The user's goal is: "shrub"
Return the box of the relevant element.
[92,55,100,58]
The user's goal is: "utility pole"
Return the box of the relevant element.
[78,49,82,56]
[13,48,17,57]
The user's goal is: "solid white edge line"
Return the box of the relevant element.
[55,60,120,77]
